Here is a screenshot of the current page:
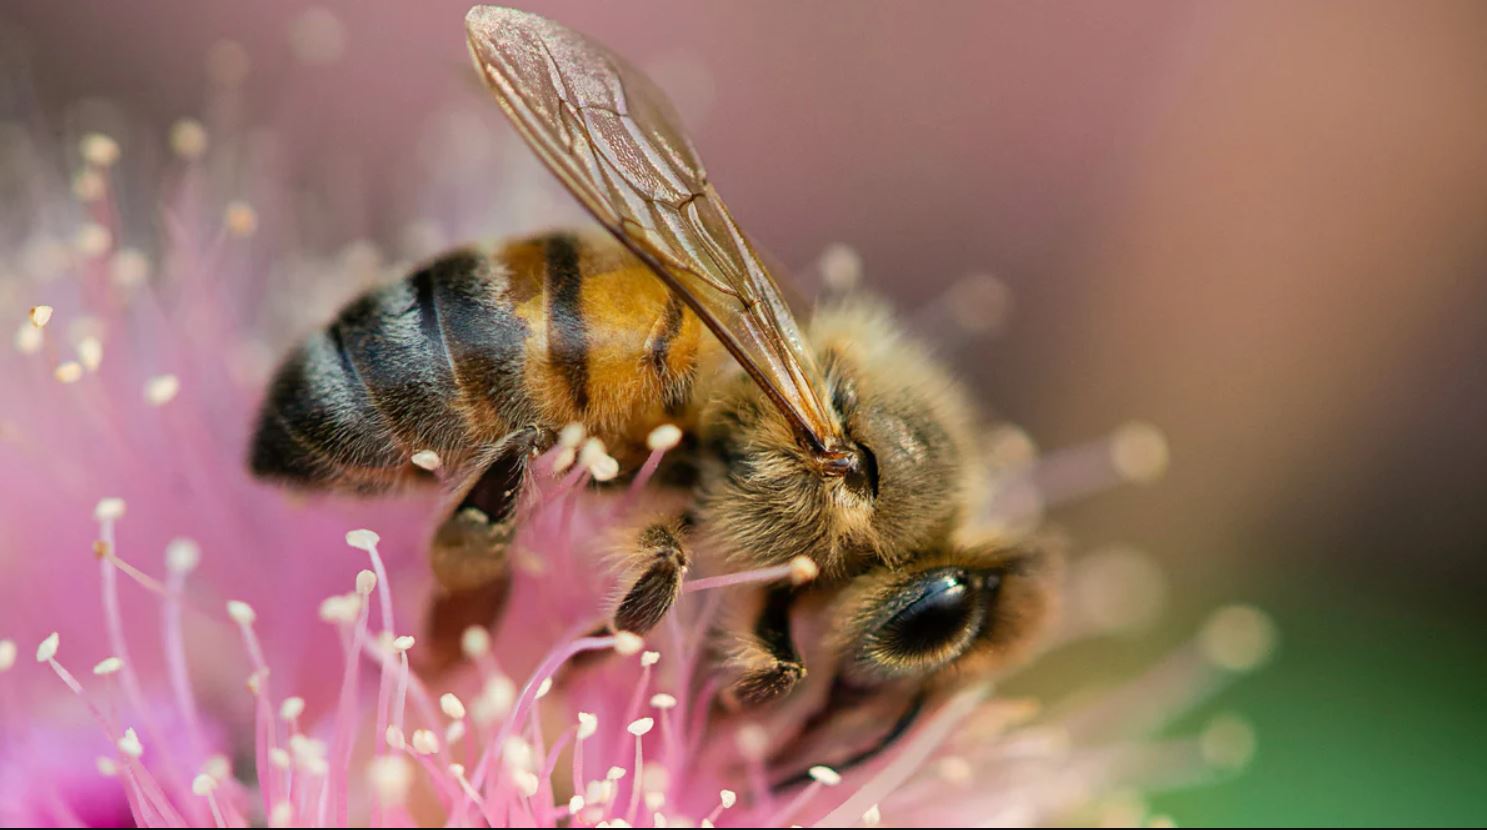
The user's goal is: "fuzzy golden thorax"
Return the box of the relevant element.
[695,297,978,576]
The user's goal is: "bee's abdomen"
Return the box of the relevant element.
[250,249,533,492]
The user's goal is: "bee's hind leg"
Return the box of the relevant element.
[423,426,549,670]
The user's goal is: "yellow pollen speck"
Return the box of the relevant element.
[224,201,259,238]
[411,449,442,471]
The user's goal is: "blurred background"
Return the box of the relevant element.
[2,1,1484,824]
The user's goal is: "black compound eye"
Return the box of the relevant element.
[878,569,976,658]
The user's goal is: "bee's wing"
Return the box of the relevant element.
[465,6,846,458]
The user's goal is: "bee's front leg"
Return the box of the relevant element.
[610,520,691,634]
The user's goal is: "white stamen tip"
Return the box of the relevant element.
[515,769,541,798]
[578,436,607,468]
[551,446,577,474]
[590,454,620,482]
[569,795,586,813]
[1111,420,1170,483]
[169,119,209,160]
[81,133,121,167]
[226,600,257,626]
[76,336,103,371]
[607,765,628,780]
[558,422,586,448]
[144,374,180,406]
[345,528,380,550]
[577,712,598,740]
[354,569,376,596]
[863,804,882,826]
[94,497,127,521]
[819,243,863,292]
[367,755,413,805]
[788,555,820,586]
[646,424,682,452]
[93,656,124,676]
[165,538,201,574]
[268,801,292,828]
[613,631,644,655]
[640,650,661,667]
[1200,605,1278,672]
[392,635,415,652]
[35,632,59,663]
[28,305,54,328]
[650,693,677,710]
[719,789,737,809]
[1200,713,1257,769]
[0,640,17,672]
[384,725,406,751]
[318,593,361,624]
[279,696,305,721]
[460,625,490,658]
[191,773,217,796]
[117,728,143,758]
[627,717,655,737]
[53,361,83,384]
[808,765,842,786]
[15,322,43,354]
[204,755,231,781]
[411,728,440,755]
[445,720,466,744]
[96,756,119,777]
[448,762,466,780]
[270,748,291,769]
[411,449,442,470]
[535,677,553,699]
[73,223,112,257]
[440,692,467,720]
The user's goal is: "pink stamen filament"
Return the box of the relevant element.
[683,562,794,594]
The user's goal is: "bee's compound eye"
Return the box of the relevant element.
[878,569,977,658]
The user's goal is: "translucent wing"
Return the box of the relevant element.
[465,6,849,462]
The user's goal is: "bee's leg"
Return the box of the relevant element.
[611,521,690,634]
[724,585,806,707]
[770,686,928,790]
[423,426,548,669]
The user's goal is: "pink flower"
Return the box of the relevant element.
[0,19,1273,828]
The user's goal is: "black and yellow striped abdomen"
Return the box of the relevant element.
[249,232,717,493]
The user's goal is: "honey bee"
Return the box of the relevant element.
[250,5,1059,772]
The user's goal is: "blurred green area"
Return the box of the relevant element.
[1151,580,1487,827]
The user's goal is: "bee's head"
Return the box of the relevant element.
[700,298,978,575]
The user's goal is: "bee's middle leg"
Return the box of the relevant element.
[724,584,806,707]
